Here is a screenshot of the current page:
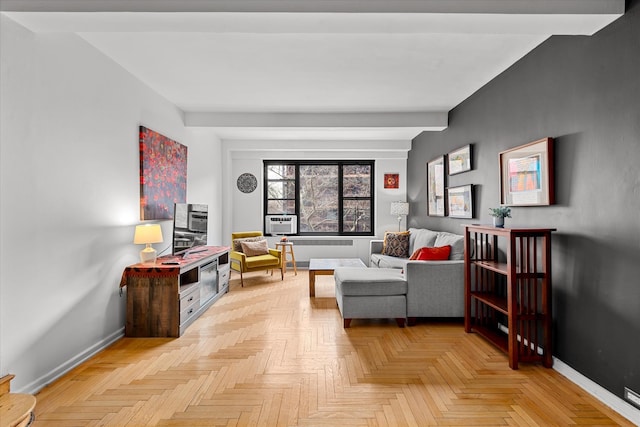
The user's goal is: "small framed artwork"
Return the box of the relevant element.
[447,184,474,218]
[427,156,446,216]
[448,144,472,175]
[499,137,554,206]
[384,173,399,189]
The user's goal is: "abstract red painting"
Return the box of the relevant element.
[384,173,399,189]
[139,126,187,220]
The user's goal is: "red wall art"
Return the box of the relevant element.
[139,126,187,220]
[384,173,399,189]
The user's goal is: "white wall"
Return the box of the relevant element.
[222,140,410,263]
[187,128,223,245]
[0,16,220,392]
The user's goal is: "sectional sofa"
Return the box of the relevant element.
[334,228,466,327]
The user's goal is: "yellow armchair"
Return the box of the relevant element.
[230,231,283,286]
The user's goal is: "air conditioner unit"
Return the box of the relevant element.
[265,215,297,235]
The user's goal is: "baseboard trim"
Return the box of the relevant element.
[553,357,640,425]
[19,328,125,395]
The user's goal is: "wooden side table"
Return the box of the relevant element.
[275,241,297,275]
[0,374,36,427]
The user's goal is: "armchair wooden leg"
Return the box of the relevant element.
[240,271,244,287]
[280,266,284,281]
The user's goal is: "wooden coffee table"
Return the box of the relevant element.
[308,258,367,297]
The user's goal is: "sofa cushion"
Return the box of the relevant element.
[241,239,269,256]
[434,232,465,260]
[244,253,280,268]
[370,253,407,269]
[233,236,266,252]
[414,245,451,261]
[408,228,438,254]
[382,231,410,258]
[334,268,407,296]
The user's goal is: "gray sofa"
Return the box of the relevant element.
[369,228,466,324]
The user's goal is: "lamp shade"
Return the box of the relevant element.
[133,224,164,245]
[390,202,409,216]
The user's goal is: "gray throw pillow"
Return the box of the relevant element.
[434,232,465,260]
[233,236,266,252]
[240,239,270,257]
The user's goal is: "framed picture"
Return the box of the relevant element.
[427,156,446,216]
[448,144,472,175]
[384,173,399,189]
[139,126,188,220]
[447,184,474,218]
[499,137,554,206]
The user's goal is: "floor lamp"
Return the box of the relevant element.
[390,202,409,232]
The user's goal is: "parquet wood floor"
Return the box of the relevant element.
[32,271,633,426]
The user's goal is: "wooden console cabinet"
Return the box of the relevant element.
[463,225,555,369]
[122,246,230,337]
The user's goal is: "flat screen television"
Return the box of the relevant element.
[172,203,208,256]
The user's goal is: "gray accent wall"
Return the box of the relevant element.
[408,1,640,402]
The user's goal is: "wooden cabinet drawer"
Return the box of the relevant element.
[180,299,199,324]
[180,283,199,308]
[180,298,199,324]
[179,283,200,325]
[219,266,230,287]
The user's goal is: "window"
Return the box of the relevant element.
[264,161,374,235]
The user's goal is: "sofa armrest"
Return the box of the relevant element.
[368,239,385,267]
[369,239,384,255]
[230,250,246,271]
[268,248,282,259]
[403,260,465,318]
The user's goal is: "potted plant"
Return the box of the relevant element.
[488,206,511,228]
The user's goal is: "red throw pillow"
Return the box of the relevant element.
[414,245,451,261]
[409,248,422,260]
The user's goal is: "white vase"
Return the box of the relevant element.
[493,217,504,228]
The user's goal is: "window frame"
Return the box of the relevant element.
[264,160,375,236]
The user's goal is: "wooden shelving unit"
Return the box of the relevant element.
[463,225,555,369]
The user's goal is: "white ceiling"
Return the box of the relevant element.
[1,0,624,141]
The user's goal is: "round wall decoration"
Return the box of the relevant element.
[237,173,258,193]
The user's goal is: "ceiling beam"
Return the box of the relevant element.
[185,112,448,129]
[0,0,625,14]
[185,112,447,141]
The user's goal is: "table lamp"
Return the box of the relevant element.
[390,201,409,232]
[133,224,164,264]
